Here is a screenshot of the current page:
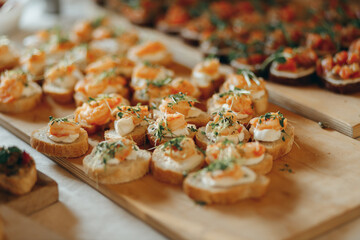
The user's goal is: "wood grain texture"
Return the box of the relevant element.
[266,82,360,139]
[0,205,65,240]
[0,171,59,215]
[2,100,360,240]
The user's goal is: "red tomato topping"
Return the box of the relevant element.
[21,151,32,165]
[347,52,360,65]
[277,58,297,72]
[334,51,348,65]
[339,65,353,79]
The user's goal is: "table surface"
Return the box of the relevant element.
[1,0,360,239]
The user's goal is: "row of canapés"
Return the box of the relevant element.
[109,0,360,93]
[2,14,359,95]
[113,2,360,61]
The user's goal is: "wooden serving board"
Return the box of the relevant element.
[266,82,360,139]
[0,171,58,215]
[0,205,65,240]
[2,99,360,240]
[110,14,360,139]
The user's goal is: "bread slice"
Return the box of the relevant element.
[253,91,268,115]
[0,159,37,195]
[83,145,151,184]
[244,153,273,175]
[30,127,89,158]
[183,168,270,204]
[0,58,19,73]
[151,147,204,185]
[195,126,251,150]
[43,83,73,104]
[0,82,42,114]
[104,125,147,146]
[249,124,295,160]
[147,126,196,147]
[197,75,225,100]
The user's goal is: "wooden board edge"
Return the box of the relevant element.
[268,92,356,138]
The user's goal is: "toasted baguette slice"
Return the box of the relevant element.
[83,145,151,184]
[30,127,89,158]
[253,91,268,115]
[0,82,42,113]
[249,124,295,160]
[183,168,270,204]
[195,126,251,150]
[0,159,37,195]
[197,75,225,99]
[147,127,196,147]
[244,153,273,175]
[151,146,204,185]
[0,58,19,73]
[104,125,147,146]
[43,83,73,104]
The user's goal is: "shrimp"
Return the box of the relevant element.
[224,74,265,92]
[75,96,125,126]
[114,140,133,161]
[134,65,162,80]
[48,120,80,137]
[85,56,135,75]
[159,96,195,115]
[71,21,93,43]
[164,137,196,162]
[197,59,219,76]
[136,41,166,57]
[21,49,46,76]
[216,93,254,116]
[250,112,287,131]
[0,71,26,103]
[239,142,265,159]
[75,73,127,98]
[117,105,149,125]
[92,27,113,40]
[163,113,187,132]
[211,164,244,180]
[168,78,199,97]
[117,31,139,47]
[45,63,76,81]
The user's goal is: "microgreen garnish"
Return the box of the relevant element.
[147,77,173,88]
[166,92,198,109]
[188,125,197,132]
[279,163,293,173]
[95,141,127,165]
[236,69,261,86]
[91,16,105,28]
[260,47,289,71]
[218,88,251,98]
[49,116,69,125]
[257,111,286,128]
[162,136,185,151]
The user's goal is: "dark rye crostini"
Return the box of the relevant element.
[0,146,37,195]
[316,50,360,94]
[267,47,318,85]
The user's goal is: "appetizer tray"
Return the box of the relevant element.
[0,171,58,215]
[111,15,360,139]
[2,94,360,240]
[0,205,65,240]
